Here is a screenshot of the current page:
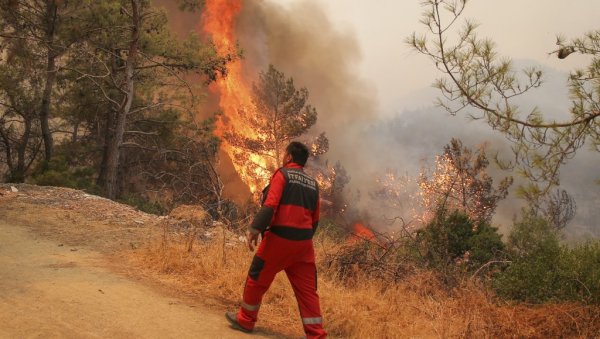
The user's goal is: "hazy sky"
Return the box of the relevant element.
[276,0,600,114]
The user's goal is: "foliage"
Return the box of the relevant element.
[494,212,600,304]
[0,0,231,209]
[119,111,222,210]
[558,242,600,303]
[119,194,166,216]
[416,208,505,275]
[30,153,97,193]
[468,222,506,270]
[0,0,100,168]
[177,0,205,12]
[78,0,215,198]
[409,0,600,205]
[493,213,561,303]
[0,13,46,182]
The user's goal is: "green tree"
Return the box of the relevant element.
[1,0,231,208]
[0,58,42,182]
[66,0,229,199]
[408,0,600,205]
[118,108,222,210]
[0,0,101,165]
[0,0,81,180]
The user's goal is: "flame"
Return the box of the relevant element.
[202,0,271,193]
[349,223,376,244]
[418,153,477,222]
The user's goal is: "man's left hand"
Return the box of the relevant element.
[247,231,259,251]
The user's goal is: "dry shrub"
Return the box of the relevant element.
[321,240,417,284]
[161,205,213,252]
[126,232,600,338]
[490,303,600,338]
[168,205,212,226]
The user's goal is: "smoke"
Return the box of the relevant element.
[237,0,378,184]
[155,0,599,238]
[235,1,599,237]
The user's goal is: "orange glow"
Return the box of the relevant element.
[349,223,376,244]
[202,0,271,193]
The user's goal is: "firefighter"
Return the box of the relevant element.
[226,141,327,338]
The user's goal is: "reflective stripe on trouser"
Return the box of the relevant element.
[302,317,323,325]
[237,232,327,338]
[241,301,260,312]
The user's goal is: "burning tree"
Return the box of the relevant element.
[308,160,350,218]
[201,0,334,198]
[369,139,511,227]
[419,138,513,224]
[371,170,422,225]
[223,64,323,191]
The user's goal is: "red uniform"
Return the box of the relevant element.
[235,162,327,338]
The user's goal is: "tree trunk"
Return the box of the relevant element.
[97,109,115,188]
[103,0,141,199]
[0,128,14,181]
[11,117,32,183]
[40,0,58,163]
[97,48,122,189]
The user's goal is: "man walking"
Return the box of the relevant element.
[226,141,327,338]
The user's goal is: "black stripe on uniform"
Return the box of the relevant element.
[269,226,314,240]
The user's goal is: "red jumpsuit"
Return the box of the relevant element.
[235,162,327,338]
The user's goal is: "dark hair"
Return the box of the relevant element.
[286,141,310,166]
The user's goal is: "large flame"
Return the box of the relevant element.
[202,0,270,193]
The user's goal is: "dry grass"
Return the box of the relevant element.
[125,230,600,338]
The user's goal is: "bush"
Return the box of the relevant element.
[469,222,505,269]
[119,194,166,215]
[30,155,97,192]
[493,212,600,304]
[416,209,505,274]
[493,213,561,302]
[556,242,600,303]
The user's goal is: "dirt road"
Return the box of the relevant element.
[0,220,259,338]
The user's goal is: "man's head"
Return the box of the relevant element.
[283,141,310,167]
